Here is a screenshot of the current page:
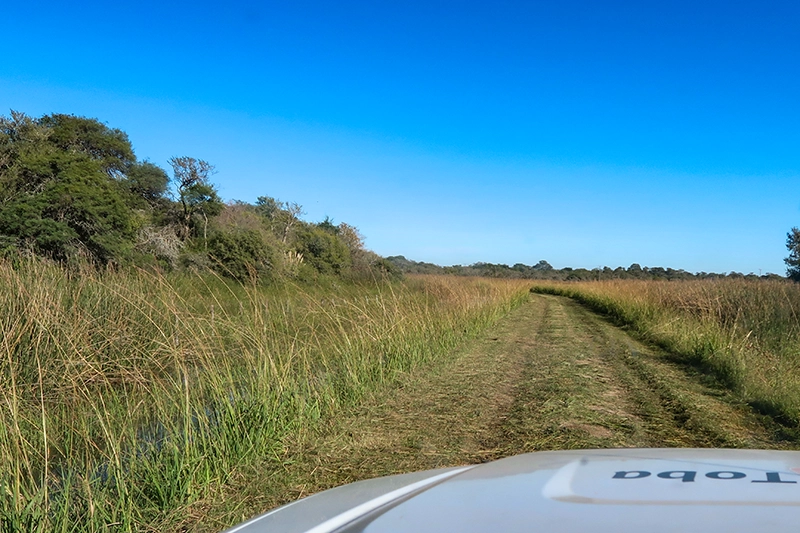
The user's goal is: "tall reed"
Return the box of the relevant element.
[0,258,530,531]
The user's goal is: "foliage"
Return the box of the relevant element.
[0,258,530,531]
[0,110,417,282]
[39,113,135,177]
[255,195,303,243]
[0,113,138,262]
[294,222,352,276]
[135,225,184,267]
[785,227,800,281]
[124,161,170,207]
[370,257,403,278]
[168,156,223,241]
[388,256,781,281]
[207,228,276,282]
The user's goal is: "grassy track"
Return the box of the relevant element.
[532,280,800,427]
[201,292,796,531]
[496,294,783,451]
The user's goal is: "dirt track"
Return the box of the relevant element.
[202,293,793,530]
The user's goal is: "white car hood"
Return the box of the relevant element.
[226,448,800,533]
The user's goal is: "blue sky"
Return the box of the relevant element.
[3,0,799,274]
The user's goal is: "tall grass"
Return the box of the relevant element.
[0,258,531,532]
[533,279,800,426]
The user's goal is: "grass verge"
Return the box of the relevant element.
[0,258,531,532]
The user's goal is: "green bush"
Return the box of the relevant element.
[370,257,403,279]
[207,229,276,282]
[294,223,351,276]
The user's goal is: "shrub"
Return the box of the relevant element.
[294,223,351,276]
[207,229,276,282]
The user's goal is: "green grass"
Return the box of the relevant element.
[532,279,800,429]
[0,258,531,532]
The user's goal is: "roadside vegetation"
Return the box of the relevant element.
[0,259,531,531]
[0,111,397,283]
[532,279,800,429]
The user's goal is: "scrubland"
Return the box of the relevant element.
[0,258,530,531]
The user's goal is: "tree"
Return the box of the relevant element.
[0,112,137,262]
[255,196,303,243]
[124,161,169,207]
[0,154,135,262]
[168,157,223,242]
[532,260,553,271]
[336,222,364,252]
[316,216,338,234]
[40,114,135,178]
[627,263,643,277]
[786,227,800,281]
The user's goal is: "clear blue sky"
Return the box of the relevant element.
[3,0,799,274]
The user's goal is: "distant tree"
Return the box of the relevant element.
[370,257,402,278]
[786,227,800,281]
[387,255,443,275]
[566,268,591,281]
[627,263,643,277]
[255,196,303,243]
[168,157,223,242]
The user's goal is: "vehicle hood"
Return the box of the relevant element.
[225,448,800,533]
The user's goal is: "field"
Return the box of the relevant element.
[0,258,531,532]
[3,266,800,532]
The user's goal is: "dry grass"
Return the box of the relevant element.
[0,258,531,532]
[533,279,800,426]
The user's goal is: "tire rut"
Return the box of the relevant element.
[512,294,787,450]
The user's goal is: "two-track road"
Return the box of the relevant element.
[200,293,793,531]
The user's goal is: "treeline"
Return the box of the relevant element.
[0,111,397,282]
[387,256,785,281]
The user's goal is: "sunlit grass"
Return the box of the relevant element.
[533,279,800,426]
[0,258,530,531]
